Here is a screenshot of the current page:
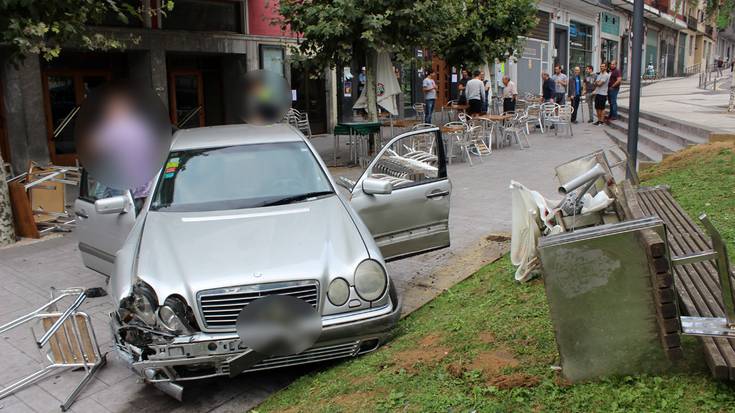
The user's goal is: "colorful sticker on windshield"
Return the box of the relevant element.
[164,172,175,179]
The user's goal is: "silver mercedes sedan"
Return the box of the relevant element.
[73,123,451,397]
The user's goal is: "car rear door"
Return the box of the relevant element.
[73,170,136,276]
[349,127,451,261]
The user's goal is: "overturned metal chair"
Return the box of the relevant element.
[0,288,106,412]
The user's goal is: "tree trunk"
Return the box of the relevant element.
[365,49,379,122]
[0,155,15,247]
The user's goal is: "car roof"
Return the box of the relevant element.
[170,123,305,151]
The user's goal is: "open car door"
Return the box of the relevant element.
[349,127,451,261]
[73,170,136,276]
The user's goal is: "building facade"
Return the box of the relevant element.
[0,0,334,174]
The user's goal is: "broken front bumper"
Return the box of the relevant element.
[113,296,401,383]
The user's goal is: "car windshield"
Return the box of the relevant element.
[150,141,333,212]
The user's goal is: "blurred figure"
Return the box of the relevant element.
[480,71,492,113]
[466,70,485,115]
[551,63,568,104]
[458,68,470,105]
[422,68,437,124]
[501,76,517,113]
[568,66,582,123]
[584,65,596,123]
[593,62,610,126]
[542,72,555,103]
[608,60,622,121]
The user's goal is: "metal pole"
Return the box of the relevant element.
[626,0,644,180]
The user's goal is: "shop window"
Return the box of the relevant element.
[260,45,285,77]
[164,0,243,32]
[569,21,593,70]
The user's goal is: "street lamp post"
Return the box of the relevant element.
[626,0,644,179]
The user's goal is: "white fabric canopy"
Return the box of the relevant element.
[353,51,402,116]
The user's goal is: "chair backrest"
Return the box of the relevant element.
[411,123,436,130]
[558,104,574,121]
[457,112,472,124]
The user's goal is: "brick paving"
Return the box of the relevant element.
[0,123,614,412]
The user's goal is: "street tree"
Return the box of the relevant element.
[277,0,460,121]
[0,154,14,247]
[0,0,174,63]
[437,0,538,69]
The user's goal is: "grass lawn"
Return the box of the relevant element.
[255,142,735,413]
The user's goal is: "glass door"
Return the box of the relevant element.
[169,71,205,129]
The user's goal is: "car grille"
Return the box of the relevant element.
[228,341,361,374]
[197,281,319,330]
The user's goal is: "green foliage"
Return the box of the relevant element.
[436,0,538,68]
[277,0,459,68]
[716,0,735,30]
[0,0,174,62]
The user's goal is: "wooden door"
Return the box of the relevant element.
[169,70,205,128]
[42,70,111,165]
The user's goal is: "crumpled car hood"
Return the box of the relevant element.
[136,196,369,313]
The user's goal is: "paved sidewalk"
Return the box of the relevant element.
[0,123,614,412]
[618,74,734,133]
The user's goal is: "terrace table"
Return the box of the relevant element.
[334,121,382,167]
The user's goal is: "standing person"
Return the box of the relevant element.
[480,71,492,113]
[716,57,724,76]
[593,62,610,126]
[457,69,470,105]
[607,60,622,121]
[551,64,568,104]
[584,65,596,123]
[466,70,485,116]
[422,68,437,124]
[501,76,517,113]
[542,72,555,103]
[568,66,582,123]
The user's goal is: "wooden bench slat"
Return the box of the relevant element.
[637,188,735,379]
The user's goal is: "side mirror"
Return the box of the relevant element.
[95,195,129,215]
[362,177,393,195]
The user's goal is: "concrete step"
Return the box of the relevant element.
[618,106,712,142]
[607,119,687,156]
[615,112,708,147]
[603,127,660,166]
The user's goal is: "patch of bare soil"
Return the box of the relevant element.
[392,333,450,373]
[478,331,496,344]
[470,349,519,376]
[486,233,511,242]
[639,141,734,180]
[487,373,541,389]
[331,391,380,411]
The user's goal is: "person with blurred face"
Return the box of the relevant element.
[607,60,622,120]
[584,65,596,123]
[551,63,568,105]
[480,71,492,113]
[593,63,610,125]
[422,68,437,124]
[466,70,485,115]
[542,72,555,103]
[568,66,582,123]
[502,76,517,113]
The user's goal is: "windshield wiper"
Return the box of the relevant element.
[261,191,334,207]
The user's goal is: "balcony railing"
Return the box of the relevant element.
[705,24,713,36]
[687,16,697,31]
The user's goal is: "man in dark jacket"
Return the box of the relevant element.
[568,66,583,123]
[542,72,555,102]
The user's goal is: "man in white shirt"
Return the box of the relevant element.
[501,76,517,113]
[593,62,610,126]
[422,68,437,124]
[465,70,485,115]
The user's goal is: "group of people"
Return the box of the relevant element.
[422,60,623,126]
[541,60,621,125]
[422,67,517,124]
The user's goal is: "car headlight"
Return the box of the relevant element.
[327,278,350,306]
[158,296,194,335]
[129,281,158,326]
[354,259,387,302]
